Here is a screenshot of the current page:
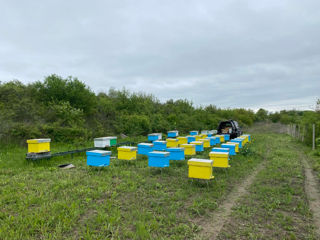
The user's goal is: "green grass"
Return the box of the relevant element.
[217,134,317,239]
[305,150,320,179]
[0,135,267,239]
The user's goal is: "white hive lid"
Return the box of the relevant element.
[188,158,212,163]
[138,143,154,147]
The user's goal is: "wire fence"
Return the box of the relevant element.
[287,123,319,150]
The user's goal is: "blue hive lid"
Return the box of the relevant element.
[86,150,111,156]
[148,151,170,157]
[211,147,229,152]
[222,143,235,147]
[221,144,235,148]
[187,135,196,138]
[168,130,178,133]
[154,140,166,144]
[231,139,242,142]
[167,147,184,152]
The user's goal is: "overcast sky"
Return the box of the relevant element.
[0,0,319,111]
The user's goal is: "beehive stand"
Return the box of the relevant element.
[26,140,135,160]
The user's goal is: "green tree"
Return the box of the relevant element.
[35,74,96,115]
[256,108,268,121]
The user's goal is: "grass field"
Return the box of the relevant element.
[1,132,319,239]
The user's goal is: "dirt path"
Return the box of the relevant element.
[198,152,268,240]
[303,158,320,237]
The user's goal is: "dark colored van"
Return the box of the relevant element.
[217,120,242,139]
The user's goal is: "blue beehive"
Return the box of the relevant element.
[153,140,167,151]
[190,131,198,136]
[190,141,204,152]
[211,147,229,153]
[207,133,212,137]
[206,137,216,146]
[187,135,196,143]
[221,144,236,155]
[148,133,162,142]
[213,136,220,145]
[167,147,185,160]
[86,150,111,167]
[222,134,230,141]
[148,151,170,167]
[138,143,154,155]
[168,130,179,138]
[231,139,243,148]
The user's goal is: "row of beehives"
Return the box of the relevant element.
[25,130,216,153]
[87,130,251,180]
[25,130,250,180]
[147,129,217,141]
[26,136,118,155]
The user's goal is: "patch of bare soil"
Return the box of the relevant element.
[197,159,267,240]
[303,158,320,237]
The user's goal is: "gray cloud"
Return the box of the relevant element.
[0,0,319,111]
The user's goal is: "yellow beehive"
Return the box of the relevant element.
[216,135,225,143]
[181,144,196,156]
[195,135,202,141]
[188,158,214,180]
[226,142,239,153]
[240,135,249,144]
[166,138,179,148]
[26,139,51,153]
[117,146,137,160]
[200,133,208,139]
[242,134,251,142]
[238,137,247,145]
[177,136,188,145]
[209,152,230,168]
[199,139,210,148]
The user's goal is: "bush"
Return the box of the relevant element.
[41,124,89,142]
[0,76,267,143]
[7,123,42,141]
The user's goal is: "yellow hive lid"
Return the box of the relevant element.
[209,152,229,156]
[181,144,195,148]
[26,138,51,143]
[199,139,210,142]
[117,146,137,152]
[166,138,178,142]
[190,141,203,145]
[177,136,187,139]
[188,158,213,166]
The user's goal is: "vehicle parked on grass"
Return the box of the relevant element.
[217,120,242,139]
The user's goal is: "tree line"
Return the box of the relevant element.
[0,74,318,145]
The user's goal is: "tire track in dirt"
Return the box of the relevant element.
[198,148,269,240]
[302,157,320,237]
